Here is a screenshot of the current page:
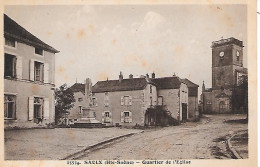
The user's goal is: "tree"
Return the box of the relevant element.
[231,75,248,116]
[55,84,75,125]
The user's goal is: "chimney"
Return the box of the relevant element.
[119,71,123,82]
[151,72,155,79]
[202,81,205,92]
[146,73,149,78]
[85,78,92,105]
[129,74,133,79]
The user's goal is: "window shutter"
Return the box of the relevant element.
[121,111,124,122]
[16,56,22,79]
[30,59,34,81]
[44,63,49,83]
[44,98,50,119]
[109,111,112,122]
[129,96,132,105]
[121,96,124,105]
[95,97,98,106]
[28,96,34,120]
[101,111,105,123]
[129,111,132,123]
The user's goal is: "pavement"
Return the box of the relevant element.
[4,114,248,160]
[4,127,142,160]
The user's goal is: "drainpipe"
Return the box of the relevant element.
[179,89,181,121]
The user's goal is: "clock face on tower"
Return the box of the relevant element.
[219,51,224,57]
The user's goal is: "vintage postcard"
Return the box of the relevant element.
[0,0,257,167]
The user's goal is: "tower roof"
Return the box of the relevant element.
[211,37,243,48]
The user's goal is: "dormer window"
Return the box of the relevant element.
[5,37,16,48]
[35,48,43,56]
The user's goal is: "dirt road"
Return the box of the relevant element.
[78,114,247,159]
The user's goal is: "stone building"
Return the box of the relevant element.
[89,72,195,127]
[180,79,199,119]
[4,14,59,128]
[65,83,86,125]
[67,73,198,127]
[201,37,248,113]
[151,75,189,121]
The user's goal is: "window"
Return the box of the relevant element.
[150,97,153,106]
[5,38,16,47]
[78,98,83,102]
[237,56,240,61]
[4,95,16,119]
[124,96,130,105]
[150,85,152,93]
[103,111,111,123]
[158,96,163,106]
[121,96,132,106]
[4,54,16,78]
[34,61,44,82]
[35,48,43,56]
[79,106,82,113]
[104,92,109,107]
[92,97,97,106]
[124,112,129,117]
[121,111,132,123]
[33,97,43,122]
[74,119,77,121]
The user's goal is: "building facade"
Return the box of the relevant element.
[201,37,248,113]
[91,73,196,127]
[4,14,59,128]
[180,79,199,119]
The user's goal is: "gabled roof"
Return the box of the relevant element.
[151,76,182,89]
[69,83,85,94]
[180,78,199,88]
[4,14,59,53]
[92,78,154,93]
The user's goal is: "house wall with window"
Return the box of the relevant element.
[5,42,55,83]
[4,80,55,125]
[156,83,188,121]
[93,90,143,126]
[179,83,189,120]
[92,84,157,126]
[67,91,87,123]
[4,14,58,128]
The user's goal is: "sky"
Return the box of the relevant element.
[5,5,247,95]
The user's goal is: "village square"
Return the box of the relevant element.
[3,5,248,160]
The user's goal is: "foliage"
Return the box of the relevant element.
[55,84,75,124]
[231,76,248,114]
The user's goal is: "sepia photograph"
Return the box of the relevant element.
[1,1,257,167]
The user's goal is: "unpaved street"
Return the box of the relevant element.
[78,114,247,159]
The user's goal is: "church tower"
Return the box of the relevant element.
[211,37,244,90]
